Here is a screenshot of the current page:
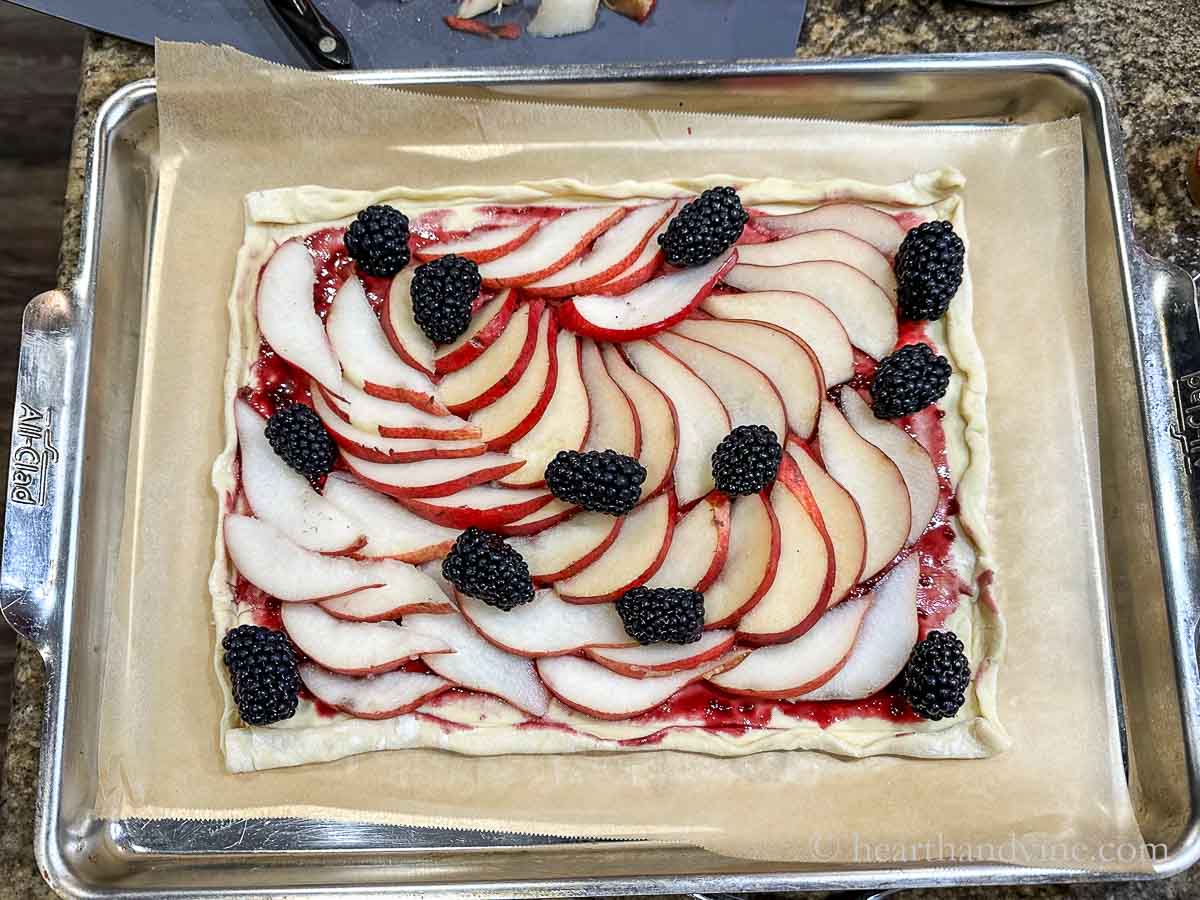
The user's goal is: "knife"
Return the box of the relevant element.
[265,0,353,69]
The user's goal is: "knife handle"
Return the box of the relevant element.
[266,0,353,69]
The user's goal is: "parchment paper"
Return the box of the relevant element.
[93,41,1148,868]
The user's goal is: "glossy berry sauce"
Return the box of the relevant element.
[621,685,922,746]
[231,203,975,737]
[734,218,775,245]
[304,227,392,318]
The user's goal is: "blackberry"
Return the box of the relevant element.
[264,403,337,481]
[442,528,533,611]
[617,587,704,645]
[222,625,300,726]
[411,254,482,344]
[894,219,965,321]
[869,343,951,419]
[658,186,748,267]
[901,630,971,721]
[711,425,782,497]
[544,449,646,516]
[344,205,411,277]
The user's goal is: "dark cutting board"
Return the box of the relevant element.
[10,0,808,69]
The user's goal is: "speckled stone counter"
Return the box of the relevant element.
[1,3,1197,896]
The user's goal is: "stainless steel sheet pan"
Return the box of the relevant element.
[3,53,1198,898]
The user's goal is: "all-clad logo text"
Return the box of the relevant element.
[9,404,57,507]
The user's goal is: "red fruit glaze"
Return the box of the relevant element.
[304,227,391,318]
[893,210,927,233]
[735,217,775,245]
[297,688,341,718]
[244,347,309,419]
[617,682,922,745]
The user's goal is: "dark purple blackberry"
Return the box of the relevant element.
[442,528,533,611]
[264,403,337,481]
[711,424,782,497]
[901,630,971,720]
[222,625,300,726]
[894,219,965,321]
[869,343,951,419]
[616,587,704,645]
[544,449,646,516]
[344,205,410,277]
[658,186,748,267]
[411,254,482,344]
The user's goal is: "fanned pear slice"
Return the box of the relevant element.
[458,588,632,657]
[398,486,552,530]
[586,630,736,678]
[341,452,523,499]
[496,498,578,537]
[298,663,450,719]
[477,206,626,288]
[734,228,897,300]
[622,340,729,507]
[499,331,590,487]
[437,300,543,414]
[703,491,780,629]
[723,261,897,360]
[591,213,669,295]
[671,316,823,440]
[537,652,744,720]
[787,440,866,606]
[525,201,673,297]
[559,250,735,342]
[319,379,479,441]
[735,456,834,644]
[235,399,364,555]
[800,553,920,701]
[580,338,639,456]
[321,473,460,562]
[644,493,730,592]
[817,399,910,579]
[468,303,558,449]
[257,240,342,392]
[317,560,453,621]
[755,202,907,255]
[600,345,677,500]
[326,275,444,412]
[312,388,486,463]
[405,611,551,716]
[433,289,518,374]
[511,510,623,583]
[710,592,871,698]
[415,221,538,263]
[652,331,786,438]
[702,290,854,386]
[557,490,676,602]
[280,603,450,676]
[382,269,435,375]
[225,515,381,602]
[840,386,940,544]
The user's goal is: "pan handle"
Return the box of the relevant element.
[0,290,87,662]
[1131,250,1200,873]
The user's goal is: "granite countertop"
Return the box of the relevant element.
[1,1,1197,896]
